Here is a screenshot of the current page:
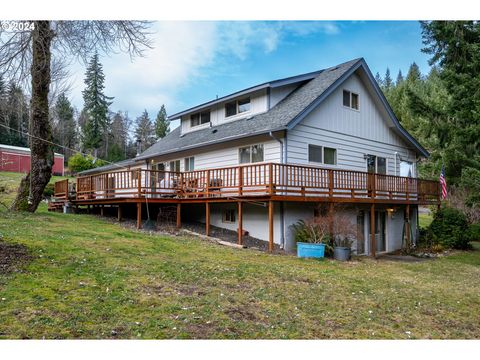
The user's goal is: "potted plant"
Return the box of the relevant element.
[333,236,353,261]
[290,219,331,259]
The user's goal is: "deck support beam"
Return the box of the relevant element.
[117,205,122,222]
[405,204,411,248]
[268,200,274,252]
[328,202,334,244]
[100,205,104,217]
[206,202,211,236]
[176,203,181,229]
[238,201,243,245]
[370,203,376,258]
[136,203,142,229]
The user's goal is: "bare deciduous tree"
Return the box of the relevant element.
[0,20,152,212]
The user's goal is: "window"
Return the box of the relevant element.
[308,145,336,165]
[239,144,264,164]
[308,145,323,163]
[324,147,337,165]
[400,161,414,177]
[225,97,251,117]
[169,160,180,172]
[223,209,236,223]
[184,157,195,171]
[190,111,210,127]
[343,90,359,110]
[366,155,387,174]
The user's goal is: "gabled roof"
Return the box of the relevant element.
[167,68,325,120]
[137,58,429,161]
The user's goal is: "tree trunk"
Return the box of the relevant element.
[11,21,53,212]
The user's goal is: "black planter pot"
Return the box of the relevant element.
[334,247,351,261]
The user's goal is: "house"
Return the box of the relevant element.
[60,58,440,256]
[0,144,64,175]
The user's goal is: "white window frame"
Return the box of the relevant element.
[365,154,388,175]
[307,144,337,166]
[184,157,195,172]
[225,97,251,118]
[342,89,360,111]
[190,110,210,127]
[238,144,264,164]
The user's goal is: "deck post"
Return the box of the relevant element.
[328,202,334,242]
[370,203,376,258]
[405,204,411,248]
[205,202,211,236]
[238,201,243,245]
[176,203,181,229]
[117,205,122,222]
[268,200,274,252]
[136,202,142,229]
[137,170,142,198]
[100,206,104,217]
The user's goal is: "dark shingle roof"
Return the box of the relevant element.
[137,58,362,160]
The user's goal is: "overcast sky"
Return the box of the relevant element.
[67,21,432,129]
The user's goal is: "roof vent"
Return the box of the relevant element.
[330,66,340,71]
[212,129,218,134]
[246,115,254,120]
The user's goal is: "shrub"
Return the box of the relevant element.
[68,153,107,174]
[43,183,55,198]
[426,207,471,249]
[469,223,480,242]
[290,219,330,244]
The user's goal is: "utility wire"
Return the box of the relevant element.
[0,123,134,171]
[1,123,270,207]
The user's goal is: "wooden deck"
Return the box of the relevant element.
[64,162,440,205]
[51,163,440,255]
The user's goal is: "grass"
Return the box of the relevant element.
[0,171,480,339]
[419,212,434,229]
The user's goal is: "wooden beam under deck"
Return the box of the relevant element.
[117,205,122,222]
[205,202,211,237]
[370,203,376,258]
[238,201,243,245]
[176,203,181,229]
[268,200,274,252]
[136,203,142,229]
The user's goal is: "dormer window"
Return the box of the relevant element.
[343,90,359,110]
[225,97,251,117]
[190,110,210,127]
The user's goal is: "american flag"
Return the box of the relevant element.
[440,165,447,200]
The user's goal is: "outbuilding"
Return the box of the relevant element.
[0,144,64,175]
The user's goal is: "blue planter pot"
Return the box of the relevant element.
[297,242,326,259]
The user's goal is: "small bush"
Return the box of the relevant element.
[469,223,480,242]
[426,207,471,249]
[43,183,55,198]
[68,153,107,174]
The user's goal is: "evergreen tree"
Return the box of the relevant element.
[109,111,129,161]
[396,70,404,85]
[52,93,76,160]
[421,21,480,186]
[134,110,155,153]
[0,75,7,141]
[374,72,383,87]
[4,82,29,146]
[406,62,421,83]
[384,68,393,90]
[154,104,169,139]
[81,53,113,154]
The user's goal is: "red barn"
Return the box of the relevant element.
[0,144,64,175]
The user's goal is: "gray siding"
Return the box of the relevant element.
[287,73,417,176]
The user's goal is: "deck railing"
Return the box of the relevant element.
[53,179,69,200]
[65,162,440,204]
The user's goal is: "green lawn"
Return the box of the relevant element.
[0,171,479,339]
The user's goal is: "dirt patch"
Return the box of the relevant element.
[225,306,259,322]
[0,240,33,275]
